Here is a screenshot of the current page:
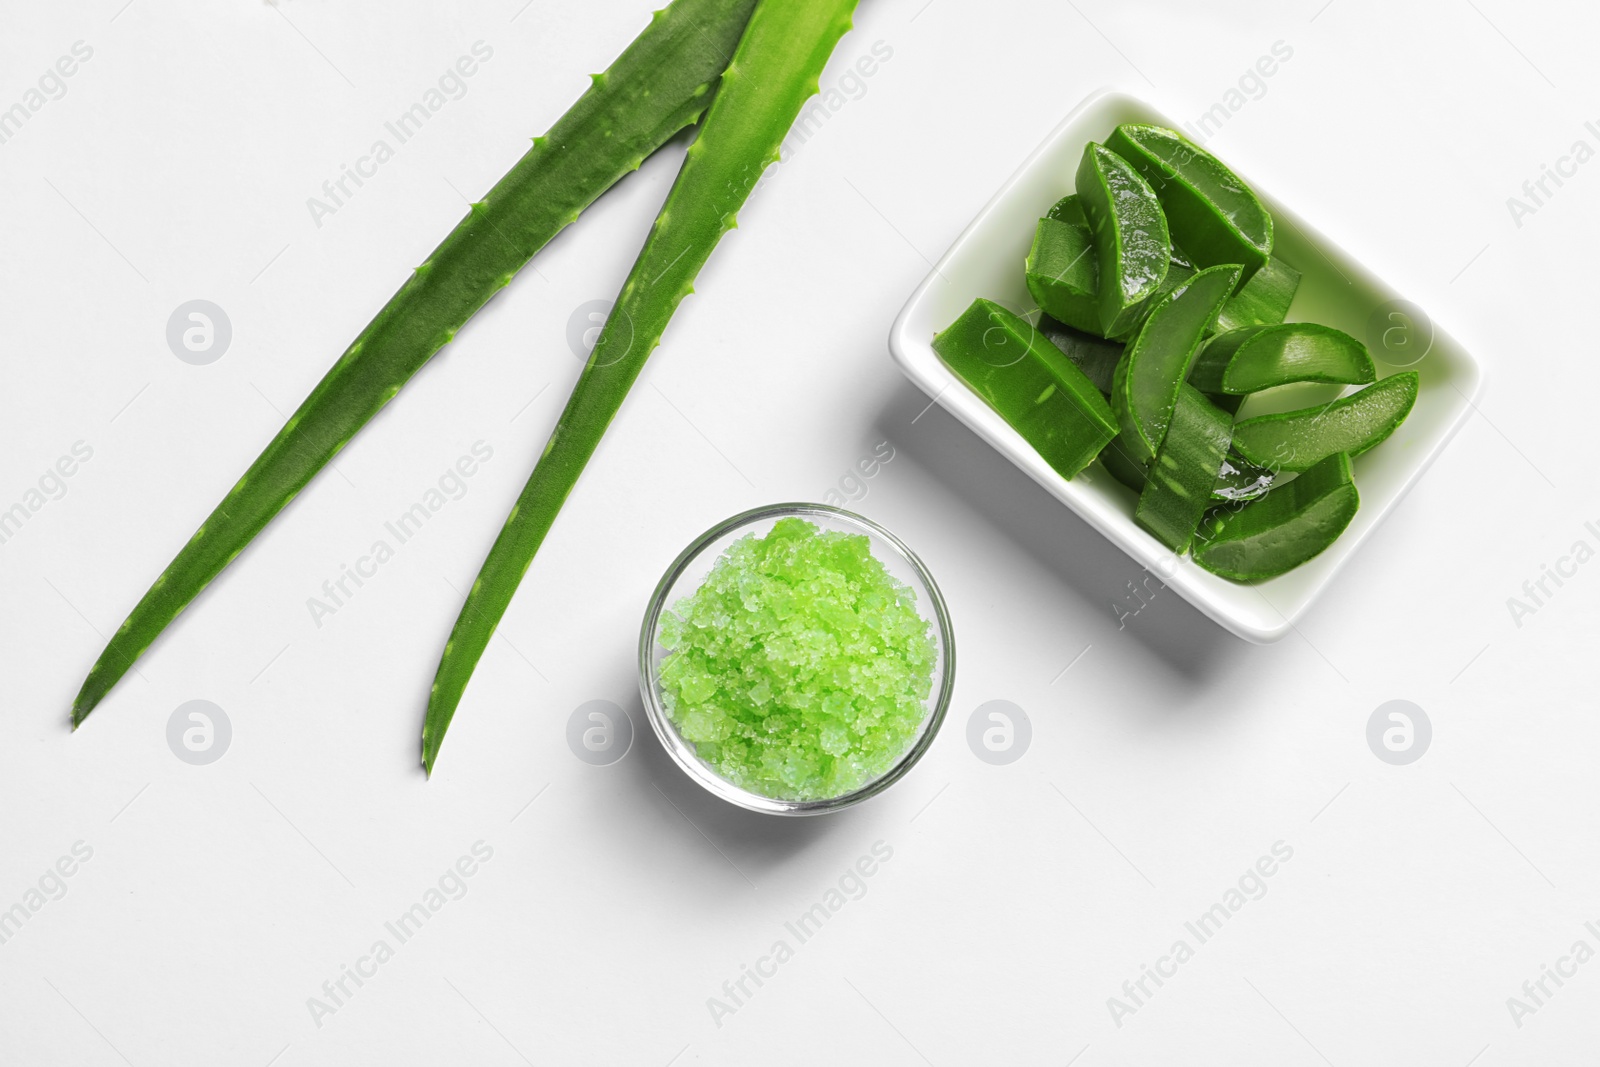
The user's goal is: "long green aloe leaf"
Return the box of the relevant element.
[71,0,760,726]
[421,0,859,774]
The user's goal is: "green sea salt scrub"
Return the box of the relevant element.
[657,518,937,801]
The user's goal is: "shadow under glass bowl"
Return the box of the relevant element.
[637,502,956,816]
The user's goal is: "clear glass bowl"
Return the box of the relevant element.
[638,503,956,816]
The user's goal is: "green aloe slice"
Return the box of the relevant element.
[1076,142,1170,336]
[1046,194,1087,225]
[1230,372,1418,472]
[1029,229,1196,344]
[1025,217,1099,334]
[1194,453,1359,581]
[1033,187,1200,343]
[1190,323,1376,394]
[1098,433,1149,493]
[1107,124,1272,285]
[1103,440,1276,503]
[1205,390,1245,417]
[1215,255,1301,334]
[1109,260,1195,343]
[934,299,1117,480]
[1135,385,1234,552]
[1111,263,1241,463]
[1037,314,1120,397]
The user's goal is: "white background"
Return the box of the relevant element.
[1,0,1595,1063]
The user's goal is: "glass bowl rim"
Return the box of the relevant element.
[636,501,956,816]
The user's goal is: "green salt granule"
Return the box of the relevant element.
[657,517,937,801]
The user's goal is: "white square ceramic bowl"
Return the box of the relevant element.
[889,88,1484,642]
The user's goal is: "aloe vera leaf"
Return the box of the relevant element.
[420,0,860,775]
[69,0,760,727]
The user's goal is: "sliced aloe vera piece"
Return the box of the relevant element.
[1109,260,1195,343]
[1231,372,1418,472]
[1135,385,1234,552]
[1216,255,1300,334]
[1038,314,1120,397]
[1033,246,1194,345]
[1194,453,1358,581]
[1047,194,1087,225]
[1205,391,1246,417]
[1107,124,1272,286]
[1076,143,1170,337]
[1026,218,1099,334]
[1111,263,1241,463]
[1211,451,1276,502]
[1099,433,1150,492]
[933,299,1117,479]
[1190,323,1376,394]
[1032,188,1195,344]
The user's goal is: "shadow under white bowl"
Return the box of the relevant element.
[888,88,1484,643]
